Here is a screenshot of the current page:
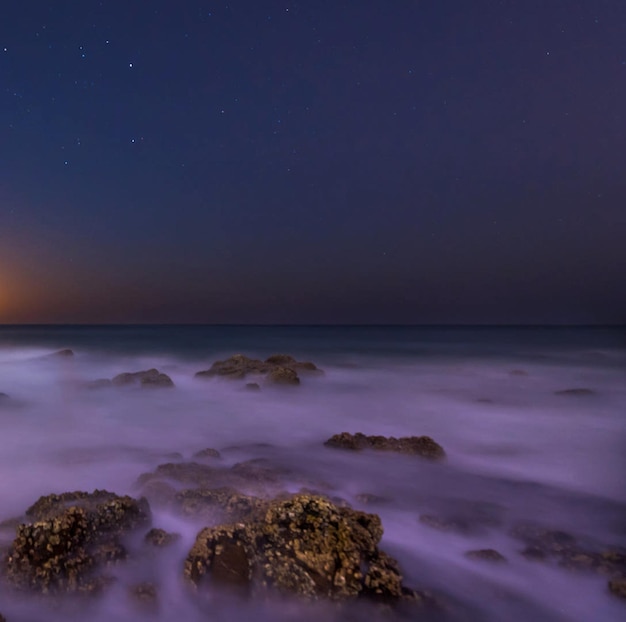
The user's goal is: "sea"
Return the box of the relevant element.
[0,325,624,621]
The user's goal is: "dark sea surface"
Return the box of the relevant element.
[0,325,625,621]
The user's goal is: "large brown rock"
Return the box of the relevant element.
[324,432,445,460]
[184,493,424,603]
[5,490,150,594]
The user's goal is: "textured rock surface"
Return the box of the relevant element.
[184,494,425,604]
[192,447,222,460]
[324,432,445,460]
[5,490,150,594]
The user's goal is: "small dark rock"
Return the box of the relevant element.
[245,382,261,391]
[192,447,222,460]
[555,388,596,396]
[609,578,626,599]
[509,369,528,376]
[52,349,74,357]
[325,432,445,460]
[419,514,472,533]
[0,392,9,400]
[144,528,180,547]
[465,549,507,562]
[355,493,391,505]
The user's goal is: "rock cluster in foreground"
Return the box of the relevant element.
[185,493,427,604]
[195,353,322,386]
[86,368,175,389]
[4,490,150,593]
[324,432,445,460]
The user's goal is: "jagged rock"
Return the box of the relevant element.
[112,368,174,388]
[324,432,445,460]
[184,494,424,603]
[192,447,222,460]
[555,388,596,396]
[609,578,626,599]
[194,353,322,385]
[465,549,507,562]
[5,490,150,594]
[144,528,180,547]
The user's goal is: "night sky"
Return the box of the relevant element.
[1,1,625,324]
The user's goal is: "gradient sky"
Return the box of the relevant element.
[1,1,625,324]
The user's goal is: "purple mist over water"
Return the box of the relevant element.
[0,326,624,621]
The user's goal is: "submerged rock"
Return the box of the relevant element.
[112,368,174,388]
[324,432,445,460]
[194,353,322,386]
[5,490,150,594]
[0,392,9,400]
[192,447,222,460]
[52,349,74,357]
[129,581,159,611]
[184,493,426,604]
[555,388,596,396]
[465,549,507,563]
[85,378,113,390]
[245,382,261,391]
[144,528,180,548]
[609,578,626,600]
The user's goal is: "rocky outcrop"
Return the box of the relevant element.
[112,368,174,388]
[184,493,428,604]
[194,353,322,386]
[4,490,150,594]
[324,432,445,460]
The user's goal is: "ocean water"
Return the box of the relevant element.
[0,325,624,621]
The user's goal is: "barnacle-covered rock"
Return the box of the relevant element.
[5,490,150,594]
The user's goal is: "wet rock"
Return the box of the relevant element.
[112,368,174,388]
[465,549,507,562]
[5,490,150,594]
[140,480,178,507]
[265,354,322,374]
[195,354,271,380]
[184,494,422,603]
[609,578,626,599]
[324,432,445,460]
[144,528,180,547]
[245,382,261,391]
[192,447,222,460]
[510,524,578,556]
[555,388,596,396]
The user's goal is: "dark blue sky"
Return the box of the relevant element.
[1,1,625,323]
